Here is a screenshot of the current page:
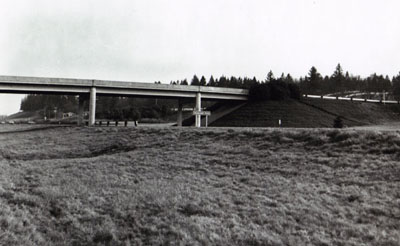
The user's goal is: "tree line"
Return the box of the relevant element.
[20,95,77,117]
[299,64,400,98]
[170,64,400,99]
[20,95,174,120]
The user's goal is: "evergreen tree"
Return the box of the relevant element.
[229,76,239,88]
[242,77,256,89]
[266,70,275,82]
[332,63,343,78]
[322,75,331,93]
[252,76,258,85]
[366,73,391,92]
[238,77,244,87]
[190,75,200,85]
[392,73,400,100]
[331,63,344,93]
[199,76,207,86]
[383,75,392,92]
[344,71,351,89]
[218,76,228,87]
[285,74,294,83]
[208,76,216,86]
[306,66,322,94]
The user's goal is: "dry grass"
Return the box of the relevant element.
[0,126,399,245]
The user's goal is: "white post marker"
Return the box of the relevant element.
[192,110,211,128]
[278,119,281,127]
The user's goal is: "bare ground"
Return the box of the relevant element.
[0,125,399,245]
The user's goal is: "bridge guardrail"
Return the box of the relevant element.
[303,94,400,104]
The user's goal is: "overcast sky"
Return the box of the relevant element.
[1,0,399,115]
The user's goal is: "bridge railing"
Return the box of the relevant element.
[303,94,400,104]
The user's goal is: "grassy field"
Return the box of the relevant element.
[211,99,400,128]
[0,125,399,245]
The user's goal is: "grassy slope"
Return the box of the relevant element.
[211,99,400,128]
[0,126,400,245]
[302,98,400,125]
[211,100,337,127]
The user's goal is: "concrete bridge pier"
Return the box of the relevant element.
[89,87,96,126]
[77,88,96,126]
[195,92,201,127]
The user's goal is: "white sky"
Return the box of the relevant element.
[0,0,399,115]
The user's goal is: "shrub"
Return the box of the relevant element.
[126,108,141,121]
[141,107,160,119]
[333,116,343,128]
[108,109,123,120]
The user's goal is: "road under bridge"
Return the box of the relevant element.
[0,75,249,127]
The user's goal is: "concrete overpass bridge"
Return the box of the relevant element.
[0,75,249,127]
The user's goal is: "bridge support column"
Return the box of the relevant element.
[89,87,96,126]
[177,100,183,127]
[195,92,201,127]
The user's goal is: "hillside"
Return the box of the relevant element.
[211,98,400,128]
[301,98,400,125]
[7,111,41,121]
[0,126,399,245]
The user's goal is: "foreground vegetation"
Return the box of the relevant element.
[0,126,399,245]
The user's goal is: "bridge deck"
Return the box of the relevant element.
[0,75,248,100]
[0,75,249,127]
